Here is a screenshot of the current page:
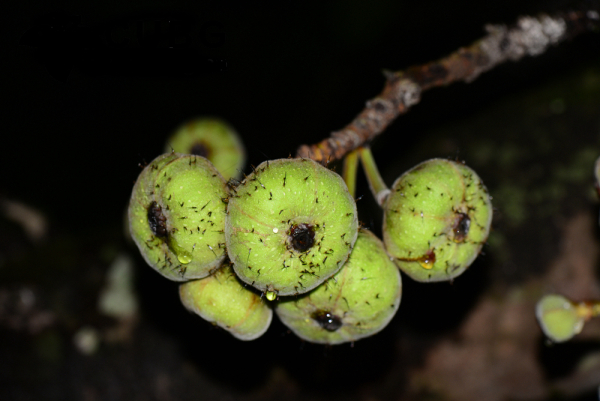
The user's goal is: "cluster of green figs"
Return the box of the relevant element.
[128,118,494,344]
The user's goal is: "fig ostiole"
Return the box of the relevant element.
[179,264,273,340]
[383,158,492,282]
[225,158,359,296]
[275,229,402,345]
[128,152,229,281]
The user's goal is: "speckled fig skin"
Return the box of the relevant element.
[225,158,359,296]
[165,118,246,180]
[128,152,229,281]
[536,294,585,343]
[383,158,492,282]
[275,230,402,345]
[179,264,273,340]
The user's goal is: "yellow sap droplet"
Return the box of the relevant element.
[265,291,277,301]
[417,251,436,270]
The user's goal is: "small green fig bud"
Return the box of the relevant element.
[383,158,492,282]
[225,158,359,296]
[179,264,273,340]
[536,294,585,343]
[128,152,229,281]
[275,230,402,344]
[165,118,246,180]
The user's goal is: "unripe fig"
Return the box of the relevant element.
[383,158,492,282]
[179,264,273,340]
[536,294,585,343]
[275,230,402,344]
[225,158,359,296]
[128,152,229,281]
[165,118,246,180]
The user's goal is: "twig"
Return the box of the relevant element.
[296,10,600,164]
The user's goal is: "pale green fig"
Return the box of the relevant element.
[165,118,245,180]
[536,294,585,343]
[225,158,359,296]
[179,264,273,340]
[275,229,402,344]
[383,158,492,282]
[128,152,229,281]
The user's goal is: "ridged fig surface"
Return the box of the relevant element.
[383,158,492,282]
[128,153,228,281]
[179,264,273,340]
[276,230,402,344]
[166,118,245,180]
[226,158,358,296]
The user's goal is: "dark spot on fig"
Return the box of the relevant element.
[452,213,470,243]
[289,223,315,252]
[311,310,342,332]
[190,141,211,158]
[148,201,168,238]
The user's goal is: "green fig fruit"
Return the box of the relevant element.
[128,152,229,281]
[275,229,402,344]
[383,158,492,282]
[225,158,359,296]
[179,264,273,340]
[165,118,246,180]
[536,294,585,343]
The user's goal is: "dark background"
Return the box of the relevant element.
[2,0,600,400]
[4,0,598,230]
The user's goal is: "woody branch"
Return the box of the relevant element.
[296,9,600,164]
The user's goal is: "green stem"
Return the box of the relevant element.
[343,149,359,199]
[358,147,390,207]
